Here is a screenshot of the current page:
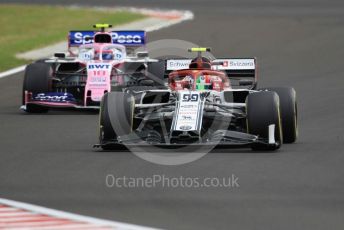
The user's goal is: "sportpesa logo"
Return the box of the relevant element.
[70,31,145,45]
[112,32,142,44]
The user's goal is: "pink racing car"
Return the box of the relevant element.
[21,24,164,113]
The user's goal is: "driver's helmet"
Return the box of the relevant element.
[102,51,114,60]
[196,75,212,90]
[191,57,211,63]
[189,57,211,69]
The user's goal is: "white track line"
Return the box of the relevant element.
[0,198,159,230]
[0,65,26,79]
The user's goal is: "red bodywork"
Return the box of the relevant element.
[168,59,231,91]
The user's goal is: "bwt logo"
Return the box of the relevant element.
[88,64,111,69]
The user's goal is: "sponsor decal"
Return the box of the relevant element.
[78,50,93,61]
[212,59,255,70]
[33,93,75,102]
[180,104,198,109]
[71,31,94,45]
[229,59,255,68]
[112,31,144,44]
[166,59,192,70]
[113,51,123,60]
[90,76,106,83]
[178,111,198,115]
[181,115,193,120]
[167,59,255,71]
[87,63,111,87]
[179,125,192,131]
[175,91,201,131]
[87,64,111,70]
[69,31,145,46]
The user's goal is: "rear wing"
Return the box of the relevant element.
[68,30,146,56]
[164,58,257,89]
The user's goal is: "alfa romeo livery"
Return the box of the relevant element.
[96,48,298,151]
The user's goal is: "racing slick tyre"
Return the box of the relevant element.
[35,59,56,70]
[260,87,298,143]
[22,63,52,113]
[99,92,134,150]
[246,91,283,151]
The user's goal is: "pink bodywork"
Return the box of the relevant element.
[23,30,147,110]
[23,42,127,109]
[80,42,126,105]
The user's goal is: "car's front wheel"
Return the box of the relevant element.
[22,63,52,113]
[99,92,135,150]
[246,91,283,151]
[260,87,298,143]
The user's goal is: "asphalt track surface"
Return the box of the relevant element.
[1,0,344,229]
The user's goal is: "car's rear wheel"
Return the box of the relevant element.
[22,63,52,113]
[260,87,298,143]
[99,92,135,150]
[246,91,283,151]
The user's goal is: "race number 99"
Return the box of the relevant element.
[182,93,199,102]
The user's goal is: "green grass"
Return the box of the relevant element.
[0,4,146,72]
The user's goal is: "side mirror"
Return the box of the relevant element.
[239,80,254,86]
[137,52,149,58]
[54,53,66,58]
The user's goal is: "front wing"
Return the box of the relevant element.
[94,128,278,149]
[21,91,100,110]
